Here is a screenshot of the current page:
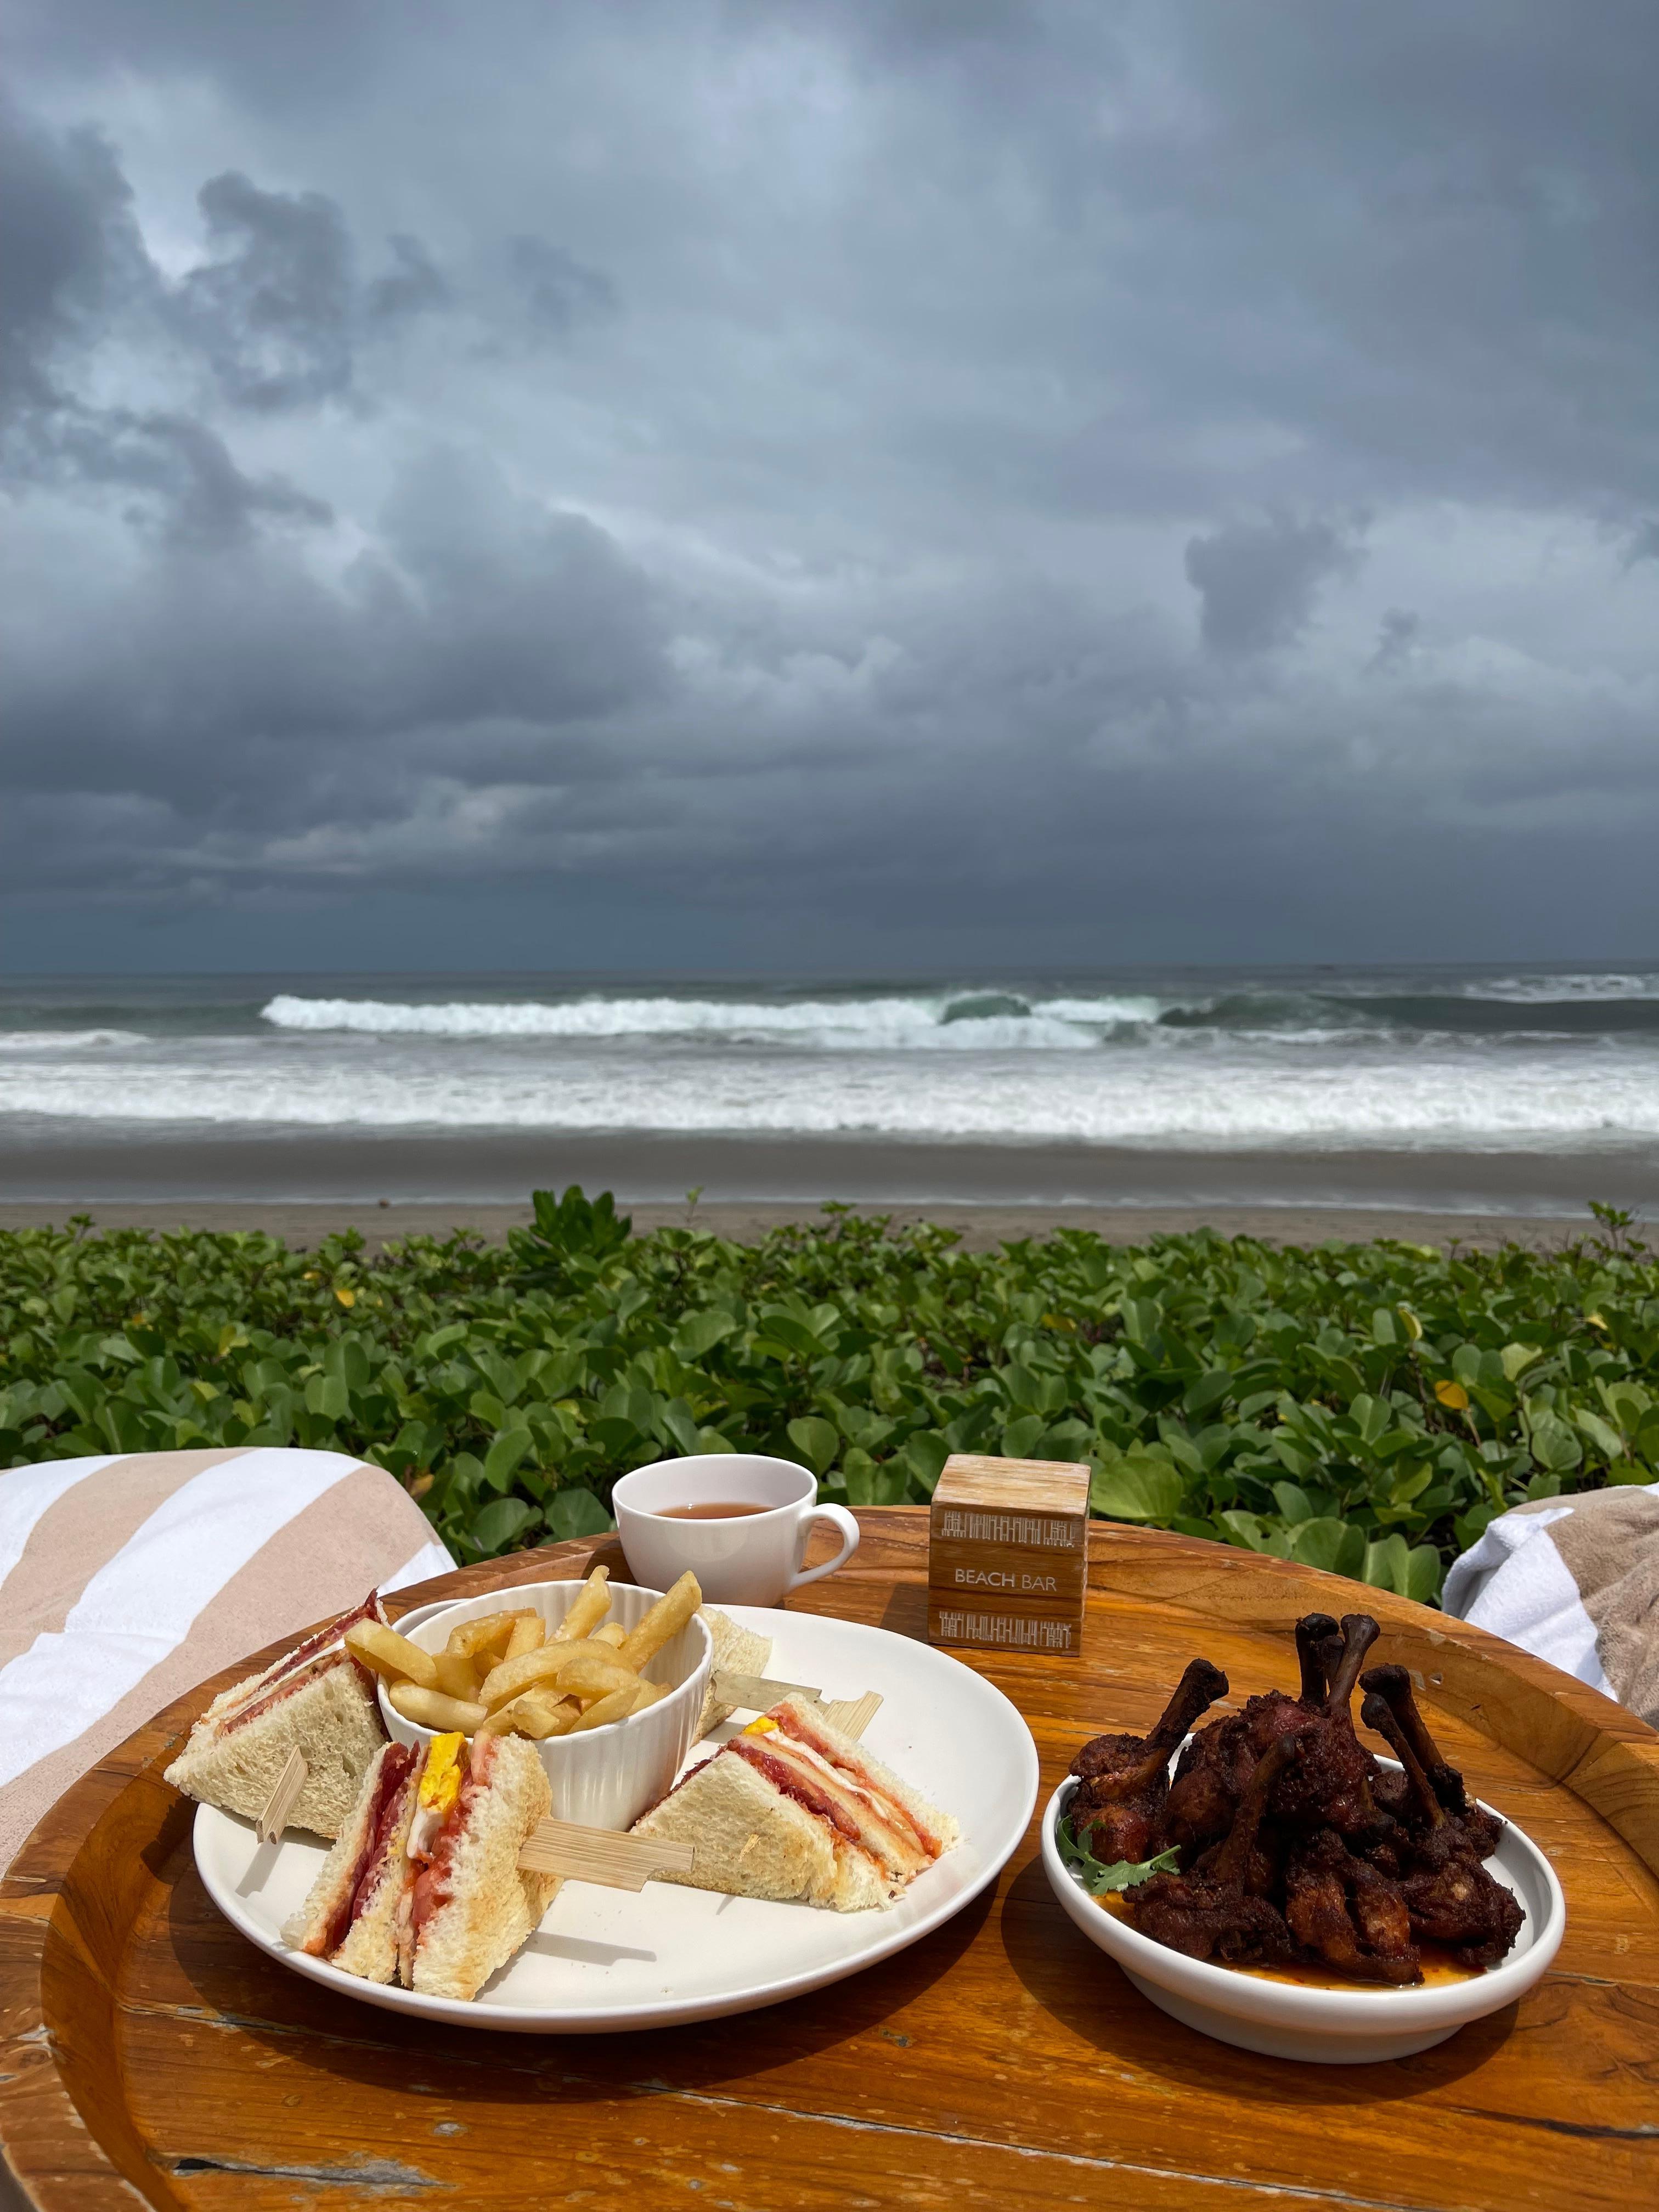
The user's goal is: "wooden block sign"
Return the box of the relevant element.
[927,1454,1091,1656]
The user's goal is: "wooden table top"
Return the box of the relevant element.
[3,1507,1657,2212]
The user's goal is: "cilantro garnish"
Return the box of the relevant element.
[1057,1815,1181,1895]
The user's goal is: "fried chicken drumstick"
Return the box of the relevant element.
[1070,1612,1523,1985]
[1068,1658,1229,1863]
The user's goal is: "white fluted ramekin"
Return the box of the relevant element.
[384,1579,711,1832]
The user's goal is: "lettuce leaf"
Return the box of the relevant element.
[1057,1814,1181,1895]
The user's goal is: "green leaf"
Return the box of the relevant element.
[1362,1533,1411,1594]
[1001,1413,1047,1458]
[1573,1408,1624,1462]
[1288,1517,1365,1576]
[1090,1454,1184,1522]
[672,1310,739,1361]
[1402,1545,1443,1605]
[1056,1815,1181,1896]
[469,1497,538,1554]
[304,1372,351,1422]
[546,1487,613,1541]
[1348,1393,1392,1447]
[658,1398,702,1458]
[787,1415,839,1476]
[1183,1368,1233,1418]
[1529,1410,1584,1474]
[482,1427,535,1494]
[1271,1480,1315,1525]
[898,1430,949,1496]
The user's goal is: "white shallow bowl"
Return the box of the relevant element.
[383,1579,711,1832]
[1042,1774,1565,2064]
[195,1602,1039,2033]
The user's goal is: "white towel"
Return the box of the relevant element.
[1442,1480,1659,1725]
[0,1446,453,1873]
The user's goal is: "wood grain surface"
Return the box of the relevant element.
[3,1509,1657,2212]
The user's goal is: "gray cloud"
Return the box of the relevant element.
[1184,514,1365,655]
[3,2,1659,967]
[507,237,617,335]
[0,98,150,416]
[174,171,357,411]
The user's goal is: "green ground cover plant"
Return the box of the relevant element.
[3,1192,1655,1606]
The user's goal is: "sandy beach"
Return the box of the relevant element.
[0,1194,1618,1255]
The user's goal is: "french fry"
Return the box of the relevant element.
[618,1571,701,1673]
[592,1622,627,1650]
[431,1650,481,1701]
[552,1565,611,1644]
[444,1609,534,1661]
[568,1686,639,1734]
[504,1613,545,1662]
[478,1689,580,1739]
[630,1679,669,1713]
[344,1620,438,1689]
[388,1683,488,1733]
[477,1639,626,1711]
[551,1651,639,1702]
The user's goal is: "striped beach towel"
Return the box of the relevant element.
[1443,1478,1659,1726]
[0,1447,453,1874]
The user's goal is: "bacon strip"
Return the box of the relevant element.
[317,1745,415,1956]
[407,1739,498,1940]
[729,1739,866,1844]
[219,1648,371,1738]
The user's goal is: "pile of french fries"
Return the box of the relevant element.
[342,1566,703,1742]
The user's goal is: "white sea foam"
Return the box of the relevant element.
[5,1037,1657,1147]
[1454,973,1659,1003]
[259,991,1129,1049]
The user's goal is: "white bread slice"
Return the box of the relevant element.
[201,1592,388,1725]
[693,1606,775,1740]
[402,1736,559,2001]
[165,1657,386,1839]
[281,1742,419,1983]
[631,1742,890,1912]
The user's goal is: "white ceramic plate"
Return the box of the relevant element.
[1042,1769,1565,2064]
[194,1605,1039,2033]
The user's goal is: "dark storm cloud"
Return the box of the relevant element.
[1184,515,1365,656]
[4,1,1659,964]
[0,98,150,415]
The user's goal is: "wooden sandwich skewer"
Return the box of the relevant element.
[517,1822,695,1890]
[711,1672,883,1742]
[257,1747,308,1844]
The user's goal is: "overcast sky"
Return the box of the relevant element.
[4,1,1658,975]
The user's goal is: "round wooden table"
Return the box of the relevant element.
[3,1508,1657,2211]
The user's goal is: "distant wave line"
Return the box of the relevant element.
[0,1030,150,1053]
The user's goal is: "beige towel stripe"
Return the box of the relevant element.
[0,1463,441,1875]
[0,1449,250,1671]
[1548,1488,1659,1725]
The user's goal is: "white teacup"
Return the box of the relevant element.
[612,1454,860,1606]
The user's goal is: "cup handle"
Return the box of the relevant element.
[786,1504,861,1593]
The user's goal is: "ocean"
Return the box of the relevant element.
[1,966,1656,1213]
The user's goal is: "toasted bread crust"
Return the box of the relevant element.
[403,1736,557,2001]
